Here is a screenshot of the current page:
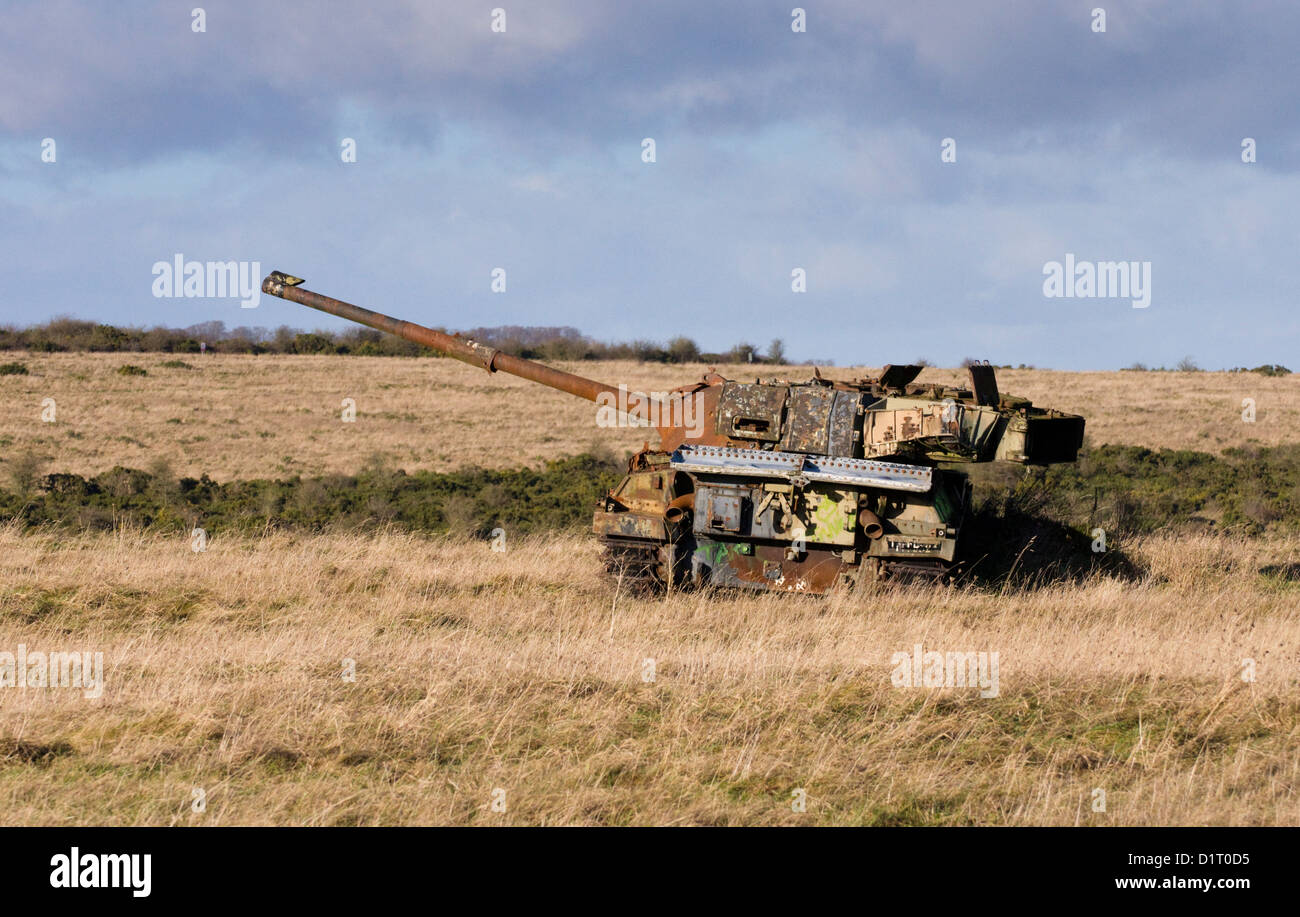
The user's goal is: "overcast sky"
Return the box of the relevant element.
[2,1,1297,368]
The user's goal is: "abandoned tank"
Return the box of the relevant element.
[263,271,1085,594]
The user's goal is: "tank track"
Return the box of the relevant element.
[599,536,672,592]
[866,558,953,585]
[601,533,953,593]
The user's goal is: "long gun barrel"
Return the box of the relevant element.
[261,271,627,404]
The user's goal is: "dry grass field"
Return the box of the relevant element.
[0,526,1297,825]
[1,352,1298,826]
[0,352,1296,480]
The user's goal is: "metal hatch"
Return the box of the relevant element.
[715,383,787,442]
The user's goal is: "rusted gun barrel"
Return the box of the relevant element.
[261,271,627,404]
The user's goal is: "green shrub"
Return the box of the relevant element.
[5,445,1300,544]
[0,454,623,536]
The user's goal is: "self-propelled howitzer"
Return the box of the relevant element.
[263,271,1085,593]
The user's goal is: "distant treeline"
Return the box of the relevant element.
[0,318,793,365]
[1123,356,1291,375]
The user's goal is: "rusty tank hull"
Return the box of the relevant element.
[592,442,970,592]
[263,272,1085,594]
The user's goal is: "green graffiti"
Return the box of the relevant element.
[696,541,751,566]
[807,493,854,543]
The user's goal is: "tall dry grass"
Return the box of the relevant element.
[1,352,1294,480]
[1,523,1296,825]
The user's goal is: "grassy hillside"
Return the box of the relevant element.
[2,353,1297,826]
[0,352,1296,480]
[1,526,1296,825]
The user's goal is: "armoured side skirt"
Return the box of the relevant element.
[688,539,952,592]
[689,539,847,593]
[670,445,933,493]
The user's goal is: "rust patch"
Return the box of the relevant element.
[726,543,845,593]
[781,385,836,454]
[592,511,666,541]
